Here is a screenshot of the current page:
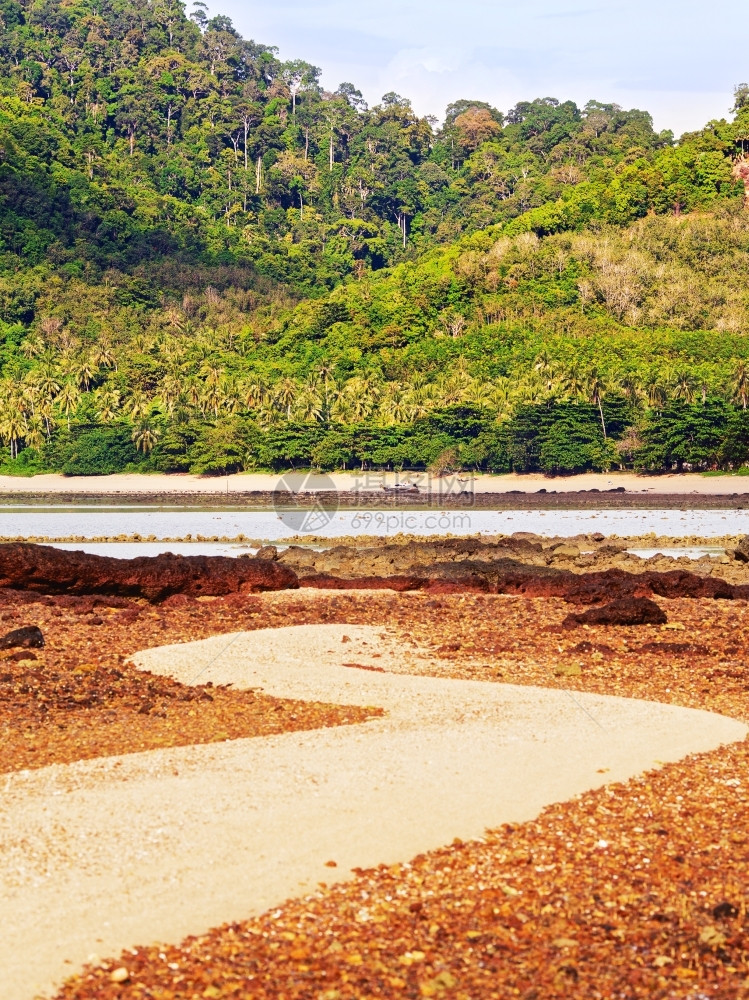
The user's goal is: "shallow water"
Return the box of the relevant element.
[0,504,746,541]
[46,541,723,561]
[627,546,726,560]
[51,541,259,559]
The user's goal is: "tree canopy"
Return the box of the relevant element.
[0,0,748,476]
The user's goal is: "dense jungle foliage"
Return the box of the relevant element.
[1,0,749,475]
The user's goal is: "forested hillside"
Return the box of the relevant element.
[1,0,749,475]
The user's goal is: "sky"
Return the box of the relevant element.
[209,0,747,136]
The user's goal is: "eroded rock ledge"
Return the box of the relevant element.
[0,539,747,605]
[0,543,298,601]
[275,537,748,603]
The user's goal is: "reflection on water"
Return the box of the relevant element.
[0,505,746,542]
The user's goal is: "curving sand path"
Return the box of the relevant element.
[1,625,746,999]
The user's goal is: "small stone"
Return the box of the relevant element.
[554,664,582,677]
[0,625,45,650]
[110,967,130,983]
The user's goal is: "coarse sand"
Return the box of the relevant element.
[1,624,746,1000]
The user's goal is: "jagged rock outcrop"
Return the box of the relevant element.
[0,544,299,601]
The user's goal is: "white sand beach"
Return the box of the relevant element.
[0,470,748,496]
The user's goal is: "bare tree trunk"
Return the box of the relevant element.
[597,398,607,438]
[255,156,261,194]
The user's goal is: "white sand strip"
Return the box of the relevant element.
[1,625,745,1000]
[0,470,748,495]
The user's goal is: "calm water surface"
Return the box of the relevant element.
[0,504,745,544]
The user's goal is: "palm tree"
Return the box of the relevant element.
[671,369,697,404]
[378,384,415,425]
[20,334,45,359]
[94,388,121,423]
[124,389,151,421]
[240,375,268,410]
[585,367,609,438]
[408,382,436,419]
[37,401,55,440]
[24,414,45,451]
[331,376,379,423]
[32,368,62,405]
[200,363,224,388]
[731,360,749,410]
[158,375,183,417]
[619,372,642,409]
[183,377,203,412]
[200,383,229,419]
[643,373,667,410]
[489,380,515,422]
[256,401,283,431]
[559,364,587,403]
[293,384,324,423]
[131,333,153,354]
[56,382,81,430]
[533,351,560,395]
[273,377,299,420]
[90,343,117,371]
[464,380,495,408]
[0,401,26,459]
[74,360,96,391]
[131,421,160,454]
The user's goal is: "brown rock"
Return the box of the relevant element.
[0,625,45,649]
[733,536,749,562]
[0,543,298,601]
[550,543,580,560]
[563,597,668,627]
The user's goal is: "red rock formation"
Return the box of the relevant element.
[563,597,668,627]
[0,544,298,601]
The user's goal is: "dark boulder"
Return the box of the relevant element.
[0,543,299,601]
[563,597,668,627]
[0,624,45,649]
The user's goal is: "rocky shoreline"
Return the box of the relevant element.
[3,535,749,606]
[3,488,749,508]
[267,532,749,587]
